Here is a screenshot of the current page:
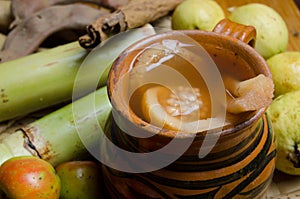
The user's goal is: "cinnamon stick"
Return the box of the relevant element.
[79,0,184,49]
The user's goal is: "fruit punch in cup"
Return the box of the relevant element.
[105,19,277,198]
[127,34,273,133]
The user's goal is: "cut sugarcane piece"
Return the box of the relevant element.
[0,131,33,165]
[141,86,228,133]
[0,24,155,122]
[225,74,274,114]
[0,86,112,166]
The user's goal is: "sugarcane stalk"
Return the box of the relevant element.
[0,131,33,165]
[0,86,111,166]
[0,24,155,122]
[0,41,86,122]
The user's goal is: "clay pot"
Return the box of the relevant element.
[104,19,276,198]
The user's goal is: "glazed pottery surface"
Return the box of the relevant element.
[104,19,276,198]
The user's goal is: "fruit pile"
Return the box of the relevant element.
[267,53,300,175]
[172,0,289,59]
[171,0,300,176]
[0,156,104,199]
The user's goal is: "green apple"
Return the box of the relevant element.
[56,161,105,199]
[0,156,61,199]
[228,3,289,59]
[171,0,225,31]
[267,90,300,175]
[267,51,300,98]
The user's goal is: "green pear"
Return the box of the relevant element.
[56,161,105,199]
[228,3,288,59]
[267,90,300,175]
[171,0,225,31]
[267,51,300,98]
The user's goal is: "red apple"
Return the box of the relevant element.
[0,156,61,199]
[56,161,105,199]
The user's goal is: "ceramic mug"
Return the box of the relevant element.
[104,19,276,198]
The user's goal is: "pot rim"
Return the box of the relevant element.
[107,29,272,139]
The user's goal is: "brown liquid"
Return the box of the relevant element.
[128,40,256,130]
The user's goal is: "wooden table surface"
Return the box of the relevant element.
[215,1,300,198]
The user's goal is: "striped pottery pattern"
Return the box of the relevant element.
[103,113,276,199]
